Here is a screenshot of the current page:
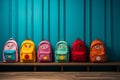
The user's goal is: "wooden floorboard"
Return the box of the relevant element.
[0,72,120,80]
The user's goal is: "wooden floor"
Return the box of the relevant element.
[0,72,120,80]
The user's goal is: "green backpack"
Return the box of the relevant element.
[55,41,69,62]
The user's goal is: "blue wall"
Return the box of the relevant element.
[0,0,120,61]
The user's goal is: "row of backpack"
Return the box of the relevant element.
[3,38,106,63]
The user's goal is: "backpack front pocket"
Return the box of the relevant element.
[39,54,51,61]
[56,54,68,61]
[4,50,16,60]
[21,53,33,60]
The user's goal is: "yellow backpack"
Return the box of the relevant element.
[20,39,36,62]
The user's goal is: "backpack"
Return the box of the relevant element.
[55,41,69,62]
[90,39,106,62]
[72,39,87,62]
[3,38,18,62]
[20,39,36,62]
[37,40,52,62]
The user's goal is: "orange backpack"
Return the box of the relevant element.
[90,39,106,62]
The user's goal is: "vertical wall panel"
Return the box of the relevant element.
[0,0,10,61]
[112,0,120,61]
[43,0,49,40]
[59,0,65,40]
[85,0,91,56]
[11,0,16,39]
[106,0,112,61]
[33,0,43,47]
[91,0,105,42]
[27,0,32,39]
[85,0,91,47]
[66,0,84,46]
[18,0,27,46]
[50,0,59,50]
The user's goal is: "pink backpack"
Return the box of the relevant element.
[37,40,52,62]
[3,38,18,62]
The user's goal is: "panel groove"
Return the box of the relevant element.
[42,0,44,40]
[9,0,12,38]
[110,0,113,60]
[32,0,34,41]
[58,0,60,41]
[15,0,18,42]
[64,0,66,41]
[84,0,86,42]
[26,0,28,38]
[31,0,33,40]
[104,0,106,44]
[90,0,92,43]
[48,0,50,41]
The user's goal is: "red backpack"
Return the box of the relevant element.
[72,39,87,62]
